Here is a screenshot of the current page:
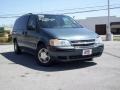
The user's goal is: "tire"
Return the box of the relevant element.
[14,40,22,54]
[36,44,53,66]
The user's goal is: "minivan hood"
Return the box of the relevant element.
[42,28,98,40]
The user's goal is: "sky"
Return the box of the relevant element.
[0,0,120,26]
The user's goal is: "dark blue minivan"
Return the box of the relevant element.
[12,13,104,66]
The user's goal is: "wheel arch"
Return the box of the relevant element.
[13,38,17,42]
[37,40,46,49]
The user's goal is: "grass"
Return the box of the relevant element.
[113,36,120,41]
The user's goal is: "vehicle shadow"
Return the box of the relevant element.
[1,52,97,72]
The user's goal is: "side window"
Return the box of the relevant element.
[27,15,37,30]
[13,15,29,31]
[63,16,83,28]
[63,17,73,27]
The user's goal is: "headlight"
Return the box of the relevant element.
[95,36,103,44]
[49,39,71,47]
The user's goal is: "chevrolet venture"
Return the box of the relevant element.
[12,13,104,66]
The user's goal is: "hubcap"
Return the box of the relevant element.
[38,48,50,63]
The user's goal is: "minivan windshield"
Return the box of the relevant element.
[38,15,83,28]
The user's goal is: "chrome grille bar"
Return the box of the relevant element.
[71,39,95,47]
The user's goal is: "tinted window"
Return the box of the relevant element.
[27,15,37,30]
[38,15,83,28]
[13,15,29,31]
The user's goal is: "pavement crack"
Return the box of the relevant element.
[104,51,120,59]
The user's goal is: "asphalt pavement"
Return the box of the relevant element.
[0,41,120,90]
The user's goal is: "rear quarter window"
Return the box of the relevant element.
[13,15,29,31]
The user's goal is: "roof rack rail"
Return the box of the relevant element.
[27,13,33,15]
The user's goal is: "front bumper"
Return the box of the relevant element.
[48,44,104,61]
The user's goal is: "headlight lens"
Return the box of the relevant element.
[95,36,103,44]
[50,39,71,47]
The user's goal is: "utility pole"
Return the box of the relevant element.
[106,0,113,41]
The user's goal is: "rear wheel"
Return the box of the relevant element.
[14,40,21,54]
[36,44,53,66]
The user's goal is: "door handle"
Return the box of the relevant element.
[22,31,27,35]
[24,31,27,35]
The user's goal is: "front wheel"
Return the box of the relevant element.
[36,45,53,66]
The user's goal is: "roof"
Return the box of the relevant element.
[25,13,64,16]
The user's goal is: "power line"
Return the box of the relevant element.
[0,3,120,17]
[40,4,120,13]
[41,5,108,13]
[63,6,120,14]
[0,16,20,18]
[0,6,120,18]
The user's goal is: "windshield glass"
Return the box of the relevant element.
[38,15,83,28]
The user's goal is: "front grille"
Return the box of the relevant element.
[71,39,95,47]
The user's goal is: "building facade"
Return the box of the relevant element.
[78,16,120,35]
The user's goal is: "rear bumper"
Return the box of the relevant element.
[48,44,104,61]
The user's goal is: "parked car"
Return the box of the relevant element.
[12,13,104,66]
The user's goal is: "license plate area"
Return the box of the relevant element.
[82,49,92,56]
